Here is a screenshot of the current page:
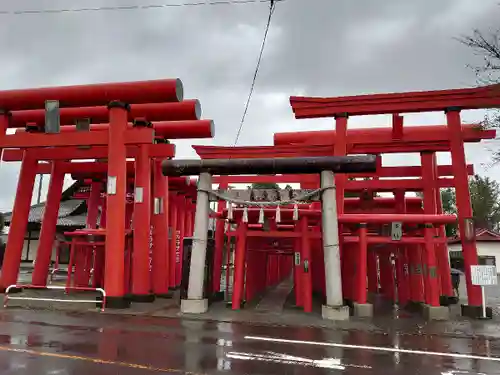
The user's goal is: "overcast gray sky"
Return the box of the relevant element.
[0,0,499,211]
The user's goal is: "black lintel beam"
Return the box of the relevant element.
[162,155,377,177]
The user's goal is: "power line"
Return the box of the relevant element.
[0,0,281,15]
[233,0,278,146]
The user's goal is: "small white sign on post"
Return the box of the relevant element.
[135,187,144,203]
[107,176,117,195]
[294,252,301,266]
[391,222,403,241]
[471,265,497,319]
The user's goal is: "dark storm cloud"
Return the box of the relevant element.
[260,0,500,95]
[0,0,499,210]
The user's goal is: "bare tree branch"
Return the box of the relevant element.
[459,24,500,165]
[458,29,500,85]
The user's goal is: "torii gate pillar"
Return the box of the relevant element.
[320,170,349,320]
[181,172,212,313]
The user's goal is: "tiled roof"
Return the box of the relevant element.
[448,228,500,244]
[3,200,88,227]
[2,181,90,228]
[56,213,91,227]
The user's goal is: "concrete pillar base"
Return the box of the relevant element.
[461,304,493,319]
[404,301,424,313]
[130,294,156,303]
[213,291,225,302]
[422,304,449,321]
[104,296,131,309]
[353,303,373,318]
[181,299,208,314]
[156,292,174,299]
[322,305,350,321]
[439,295,458,306]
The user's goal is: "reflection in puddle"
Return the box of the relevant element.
[9,360,27,371]
[393,334,401,365]
[226,351,372,370]
[10,334,27,346]
[47,369,69,375]
[216,338,233,371]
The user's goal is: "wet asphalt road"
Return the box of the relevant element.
[0,310,499,375]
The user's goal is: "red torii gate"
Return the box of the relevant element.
[0,78,212,308]
[194,142,468,318]
[285,84,500,318]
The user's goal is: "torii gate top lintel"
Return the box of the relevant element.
[290,84,500,118]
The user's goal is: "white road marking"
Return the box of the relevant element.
[244,335,500,362]
[226,351,371,370]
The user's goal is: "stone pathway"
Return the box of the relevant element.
[255,278,293,313]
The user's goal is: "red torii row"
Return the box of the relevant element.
[193,141,458,316]
[0,78,213,308]
[189,85,499,319]
[283,83,500,318]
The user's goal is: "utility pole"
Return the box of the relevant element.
[36,174,43,204]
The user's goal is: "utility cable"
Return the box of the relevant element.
[233,0,278,146]
[0,0,280,15]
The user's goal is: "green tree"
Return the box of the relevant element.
[426,175,500,236]
[469,175,500,230]
[251,182,279,190]
[439,188,458,237]
[440,188,456,215]
[416,189,457,236]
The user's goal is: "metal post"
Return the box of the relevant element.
[320,170,349,320]
[181,172,211,313]
[36,174,44,204]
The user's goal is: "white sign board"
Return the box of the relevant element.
[135,187,144,203]
[471,265,498,286]
[107,176,117,195]
[391,222,402,241]
[294,252,301,266]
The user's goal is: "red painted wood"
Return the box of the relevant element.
[0,128,153,148]
[0,78,182,111]
[4,143,175,162]
[274,124,494,146]
[15,119,212,139]
[290,84,500,117]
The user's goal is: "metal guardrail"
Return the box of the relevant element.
[3,285,106,312]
